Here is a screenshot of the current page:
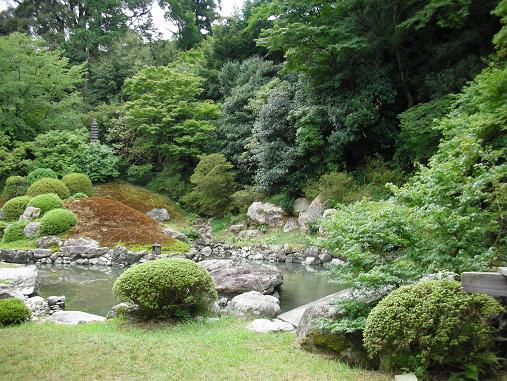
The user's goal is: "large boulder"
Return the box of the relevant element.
[19,206,41,222]
[247,318,295,333]
[146,208,170,222]
[0,249,30,264]
[293,198,310,214]
[23,222,40,239]
[45,310,106,325]
[225,291,280,320]
[0,263,39,296]
[283,217,299,232]
[36,236,63,249]
[297,288,386,367]
[61,237,105,259]
[298,195,325,228]
[247,202,287,228]
[200,259,282,295]
[162,227,188,242]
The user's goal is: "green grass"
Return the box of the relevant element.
[119,239,190,254]
[0,239,37,250]
[0,318,390,381]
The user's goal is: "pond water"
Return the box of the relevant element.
[38,262,344,316]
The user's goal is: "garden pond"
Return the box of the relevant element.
[38,262,344,316]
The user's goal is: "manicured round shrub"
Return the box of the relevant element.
[0,298,32,326]
[39,208,78,235]
[363,280,503,374]
[3,221,29,243]
[1,196,31,221]
[112,258,217,318]
[26,178,70,200]
[62,173,93,196]
[2,176,28,200]
[26,168,58,185]
[70,192,88,200]
[27,193,62,215]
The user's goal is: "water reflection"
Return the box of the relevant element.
[38,262,343,316]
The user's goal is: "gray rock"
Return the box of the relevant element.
[146,208,170,222]
[201,246,213,257]
[162,228,188,242]
[200,259,282,295]
[0,263,39,296]
[126,251,144,265]
[225,291,280,320]
[304,257,318,266]
[32,249,52,259]
[283,217,299,232]
[106,302,138,319]
[47,295,65,312]
[25,296,49,319]
[23,222,40,238]
[36,236,63,249]
[298,195,325,228]
[293,198,310,214]
[319,253,332,263]
[322,208,338,219]
[238,229,261,239]
[247,318,295,333]
[297,288,387,366]
[229,224,246,234]
[63,237,99,248]
[45,310,106,325]
[110,246,128,264]
[247,202,287,228]
[0,249,30,264]
[304,246,320,258]
[19,206,41,222]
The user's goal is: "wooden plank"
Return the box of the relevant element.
[461,272,507,297]
[498,267,507,277]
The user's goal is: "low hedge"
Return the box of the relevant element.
[27,193,62,215]
[363,280,503,376]
[26,168,58,185]
[112,258,217,319]
[26,178,70,200]
[0,298,32,326]
[1,196,31,221]
[3,221,29,242]
[62,173,93,196]
[2,176,28,200]
[39,208,78,235]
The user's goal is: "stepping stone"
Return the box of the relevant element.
[395,375,418,381]
[45,311,106,325]
[247,319,295,333]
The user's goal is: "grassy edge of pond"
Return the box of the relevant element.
[0,318,390,381]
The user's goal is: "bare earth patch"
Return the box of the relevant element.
[65,197,175,247]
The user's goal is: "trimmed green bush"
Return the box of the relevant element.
[363,280,503,375]
[2,176,28,200]
[230,187,263,213]
[0,298,31,326]
[70,192,88,200]
[26,178,70,200]
[113,258,217,318]
[39,208,78,235]
[26,168,58,185]
[27,193,62,215]
[62,173,93,196]
[3,221,29,242]
[1,196,31,221]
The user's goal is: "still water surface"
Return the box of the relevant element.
[38,262,343,316]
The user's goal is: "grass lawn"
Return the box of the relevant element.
[0,239,37,250]
[0,318,390,381]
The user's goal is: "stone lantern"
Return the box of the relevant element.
[152,243,161,256]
